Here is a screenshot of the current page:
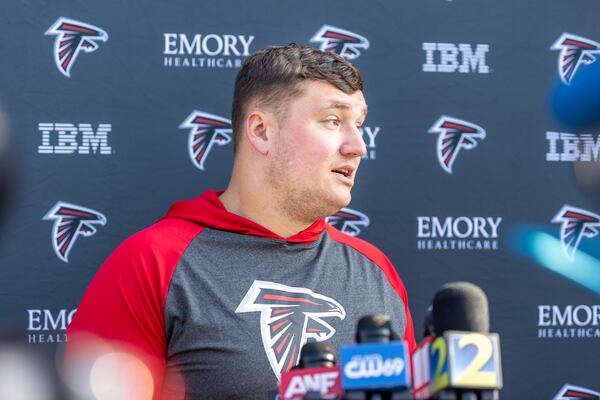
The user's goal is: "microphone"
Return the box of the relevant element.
[552,59,600,129]
[279,341,343,400]
[412,306,434,399]
[340,315,412,400]
[428,282,502,400]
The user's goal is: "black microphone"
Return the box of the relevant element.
[341,315,412,400]
[279,341,343,400]
[429,282,502,400]
[298,342,336,369]
[432,281,489,335]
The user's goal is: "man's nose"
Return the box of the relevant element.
[340,126,367,157]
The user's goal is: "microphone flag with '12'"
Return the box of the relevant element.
[279,341,343,400]
[429,282,503,400]
[340,315,412,400]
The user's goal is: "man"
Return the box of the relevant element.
[66,44,415,399]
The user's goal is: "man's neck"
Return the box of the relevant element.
[219,184,313,239]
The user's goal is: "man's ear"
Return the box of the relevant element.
[244,111,275,156]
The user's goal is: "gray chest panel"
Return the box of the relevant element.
[162,228,407,399]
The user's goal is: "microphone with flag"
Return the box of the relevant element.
[279,341,343,400]
[428,282,503,400]
[340,315,412,400]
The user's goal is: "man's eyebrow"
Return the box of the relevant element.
[322,102,368,118]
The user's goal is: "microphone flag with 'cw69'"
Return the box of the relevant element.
[340,341,411,392]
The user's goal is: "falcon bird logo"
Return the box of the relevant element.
[179,111,232,171]
[43,201,106,263]
[236,281,346,379]
[45,17,108,78]
[552,205,600,260]
[310,25,370,60]
[428,115,486,174]
[551,33,600,85]
[554,384,600,400]
[326,208,370,236]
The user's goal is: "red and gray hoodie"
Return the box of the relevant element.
[66,190,415,399]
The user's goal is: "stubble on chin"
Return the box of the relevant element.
[266,158,346,226]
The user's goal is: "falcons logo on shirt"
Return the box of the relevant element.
[551,33,600,85]
[236,280,346,379]
[45,17,108,78]
[554,384,600,400]
[310,25,370,60]
[428,116,486,174]
[326,208,370,236]
[552,205,600,260]
[179,111,232,171]
[43,201,106,263]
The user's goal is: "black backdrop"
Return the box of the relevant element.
[1,1,600,398]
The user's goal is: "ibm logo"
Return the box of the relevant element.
[546,132,600,162]
[38,123,112,155]
[422,43,490,74]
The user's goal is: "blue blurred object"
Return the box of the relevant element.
[552,59,600,129]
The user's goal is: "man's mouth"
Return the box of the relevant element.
[331,168,352,178]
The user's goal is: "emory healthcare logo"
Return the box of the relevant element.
[428,116,486,174]
[310,25,369,60]
[179,111,232,171]
[551,33,600,85]
[554,384,600,400]
[236,281,346,379]
[43,202,106,263]
[326,208,370,236]
[45,17,108,77]
[552,205,600,260]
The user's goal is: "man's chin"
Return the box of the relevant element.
[324,193,352,217]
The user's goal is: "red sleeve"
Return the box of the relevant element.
[65,219,203,400]
[325,225,416,354]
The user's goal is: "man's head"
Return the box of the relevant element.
[232,44,364,152]
[230,44,368,225]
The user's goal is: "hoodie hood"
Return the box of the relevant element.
[162,190,326,243]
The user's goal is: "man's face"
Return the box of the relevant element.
[266,80,367,223]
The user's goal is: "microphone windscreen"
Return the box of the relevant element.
[551,60,600,129]
[298,341,336,368]
[432,281,489,335]
[355,314,397,343]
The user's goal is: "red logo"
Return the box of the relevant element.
[554,384,600,400]
[428,116,486,174]
[179,111,232,170]
[236,281,345,379]
[43,202,106,263]
[552,205,600,260]
[551,33,600,85]
[326,208,370,236]
[310,25,369,60]
[45,17,108,77]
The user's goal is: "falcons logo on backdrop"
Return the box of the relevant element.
[552,205,600,260]
[43,201,106,263]
[45,17,108,78]
[428,115,486,174]
[326,208,370,236]
[310,25,370,60]
[554,384,600,400]
[236,280,346,379]
[551,33,600,85]
[179,111,232,171]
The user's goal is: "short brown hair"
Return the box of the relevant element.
[231,44,364,152]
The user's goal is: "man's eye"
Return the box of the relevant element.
[325,119,341,128]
